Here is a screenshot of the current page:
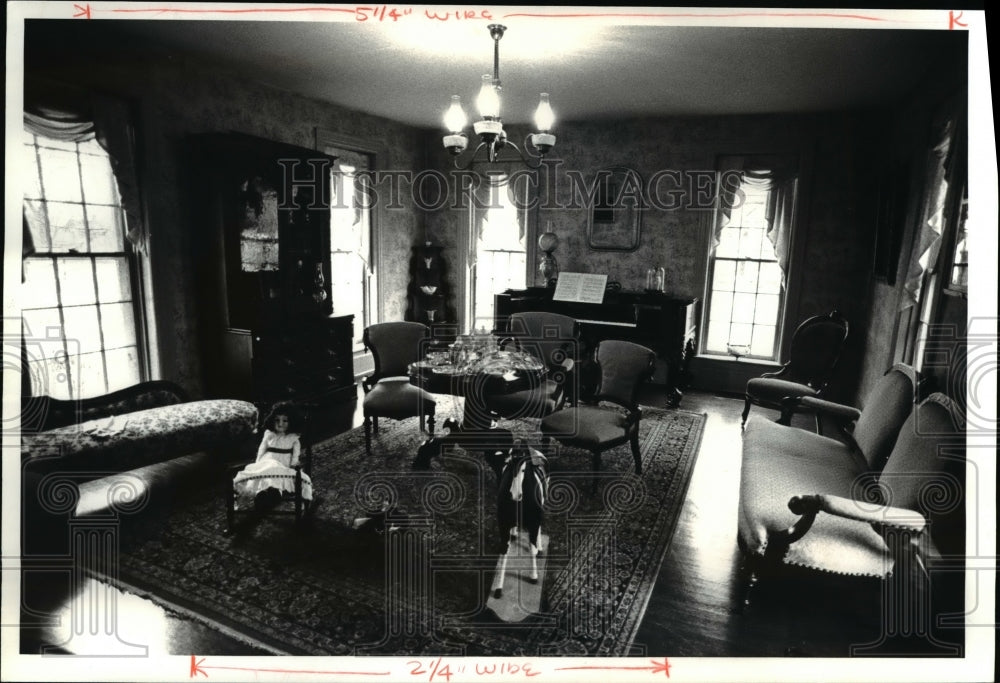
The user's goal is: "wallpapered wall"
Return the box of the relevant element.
[856,66,968,407]
[28,54,428,398]
[423,112,881,401]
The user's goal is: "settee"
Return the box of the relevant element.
[21,381,259,554]
[737,364,965,648]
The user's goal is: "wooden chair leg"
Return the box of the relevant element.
[741,396,753,427]
[736,551,762,613]
[294,468,303,523]
[225,474,235,535]
[591,450,601,493]
[630,432,642,474]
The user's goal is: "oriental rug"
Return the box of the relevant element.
[108,406,705,656]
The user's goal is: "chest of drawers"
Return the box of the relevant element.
[251,314,356,413]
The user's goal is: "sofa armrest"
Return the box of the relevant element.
[786,493,927,540]
[33,380,189,431]
[789,396,862,423]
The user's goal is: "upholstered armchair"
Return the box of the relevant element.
[540,339,655,478]
[362,322,436,456]
[487,311,579,422]
[741,310,849,432]
[738,364,964,646]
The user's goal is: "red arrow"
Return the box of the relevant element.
[73,3,91,19]
[190,656,207,678]
[555,658,671,677]
[189,655,392,678]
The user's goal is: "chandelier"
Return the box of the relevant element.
[442,24,556,169]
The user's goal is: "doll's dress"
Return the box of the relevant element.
[233,430,312,510]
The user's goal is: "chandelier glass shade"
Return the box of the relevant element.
[443,24,556,169]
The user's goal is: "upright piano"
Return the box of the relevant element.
[494,287,699,407]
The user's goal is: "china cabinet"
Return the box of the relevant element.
[190,132,355,414]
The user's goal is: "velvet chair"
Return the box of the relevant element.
[737,367,965,650]
[486,311,579,422]
[741,310,849,432]
[362,321,436,456]
[540,339,655,478]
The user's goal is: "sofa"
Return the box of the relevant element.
[737,364,965,645]
[21,381,259,554]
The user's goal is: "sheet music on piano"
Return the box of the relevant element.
[552,272,608,304]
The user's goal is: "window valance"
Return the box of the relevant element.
[23,81,147,254]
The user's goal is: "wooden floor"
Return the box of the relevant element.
[19,386,963,659]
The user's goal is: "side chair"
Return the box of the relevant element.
[741,309,849,432]
[362,321,436,456]
[540,339,655,480]
[487,311,579,422]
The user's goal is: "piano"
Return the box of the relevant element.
[493,287,699,407]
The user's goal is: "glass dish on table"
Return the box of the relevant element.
[425,351,450,366]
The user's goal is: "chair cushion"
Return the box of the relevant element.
[363,377,436,420]
[540,404,628,448]
[740,415,890,577]
[745,377,819,404]
[486,379,561,418]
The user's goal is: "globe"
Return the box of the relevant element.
[538,231,558,253]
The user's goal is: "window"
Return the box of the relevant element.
[22,134,142,399]
[470,175,527,331]
[703,162,798,360]
[322,139,376,353]
[899,110,966,372]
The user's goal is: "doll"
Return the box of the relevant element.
[233,403,312,510]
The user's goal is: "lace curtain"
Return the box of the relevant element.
[713,155,798,287]
[465,164,533,268]
[328,147,373,273]
[901,114,963,307]
[23,82,147,254]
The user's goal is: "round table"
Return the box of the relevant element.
[408,350,545,469]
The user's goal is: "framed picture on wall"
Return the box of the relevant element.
[586,166,643,252]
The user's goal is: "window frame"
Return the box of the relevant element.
[315,129,383,355]
[898,109,967,372]
[463,171,536,333]
[21,132,149,399]
[699,157,802,363]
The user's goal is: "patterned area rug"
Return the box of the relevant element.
[110,406,705,656]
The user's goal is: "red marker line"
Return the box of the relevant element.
[190,656,391,678]
[108,6,356,14]
[501,11,888,22]
[554,658,671,676]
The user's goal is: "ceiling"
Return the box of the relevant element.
[26,15,966,129]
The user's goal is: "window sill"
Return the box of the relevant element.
[696,353,782,367]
